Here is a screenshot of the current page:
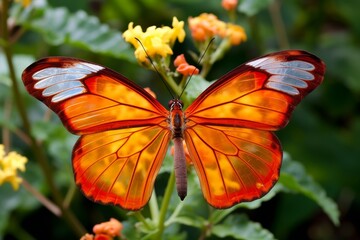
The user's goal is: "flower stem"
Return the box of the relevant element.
[22,179,62,216]
[159,68,182,97]
[269,0,289,49]
[149,190,160,222]
[154,169,176,239]
[133,211,152,230]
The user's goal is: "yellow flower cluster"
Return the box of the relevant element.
[0,144,27,190]
[123,17,186,62]
[188,13,246,45]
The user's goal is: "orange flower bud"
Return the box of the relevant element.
[93,218,122,238]
[94,234,111,240]
[174,54,199,76]
[80,233,94,240]
[222,0,238,11]
[174,54,187,67]
[176,64,200,76]
[226,23,247,45]
[188,13,227,42]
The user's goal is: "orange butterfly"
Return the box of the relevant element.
[22,50,325,210]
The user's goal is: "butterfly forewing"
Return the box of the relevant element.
[184,50,325,207]
[22,57,168,135]
[185,50,325,130]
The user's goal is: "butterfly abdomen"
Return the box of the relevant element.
[169,99,187,200]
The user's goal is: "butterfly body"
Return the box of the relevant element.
[22,50,325,210]
[169,99,188,200]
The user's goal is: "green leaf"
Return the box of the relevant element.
[158,151,174,175]
[172,216,205,228]
[211,214,275,240]
[183,75,212,105]
[0,54,35,86]
[279,153,340,225]
[121,219,141,240]
[210,183,284,224]
[238,0,274,17]
[17,6,134,60]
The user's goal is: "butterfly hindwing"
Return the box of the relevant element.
[73,125,171,210]
[184,125,281,208]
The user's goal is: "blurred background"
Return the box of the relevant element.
[1,0,359,239]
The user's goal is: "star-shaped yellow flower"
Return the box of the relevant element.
[123,17,185,63]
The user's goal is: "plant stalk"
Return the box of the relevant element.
[154,169,176,239]
[0,0,86,236]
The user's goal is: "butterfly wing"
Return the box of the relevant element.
[184,126,281,208]
[22,57,171,210]
[186,50,325,130]
[185,50,325,208]
[22,57,168,134]
[73,124,171,210]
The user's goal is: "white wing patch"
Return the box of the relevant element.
[32,62,104,102]
[247,56,315,95]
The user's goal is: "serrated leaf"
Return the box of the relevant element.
[17,6,134,60]
[238,0,274,17]
[279,153,340,225]
[211,214,275,240]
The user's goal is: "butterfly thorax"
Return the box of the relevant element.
[168,99,185,139]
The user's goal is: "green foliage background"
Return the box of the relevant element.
[1,0,359,239]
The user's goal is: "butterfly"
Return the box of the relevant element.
[22,50,325,210]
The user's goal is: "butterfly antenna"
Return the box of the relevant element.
[135,38,175,99]
[179,38,215,99]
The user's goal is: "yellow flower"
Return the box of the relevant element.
[170,17,186,43]
[15,0,31,7]
[123,17,185,62]
[122,22,144,48]
[226,23,247,45]
[0,144,27,190]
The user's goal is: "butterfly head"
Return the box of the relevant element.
[168,99,184,111]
